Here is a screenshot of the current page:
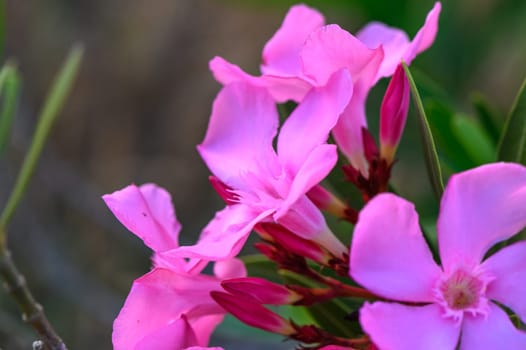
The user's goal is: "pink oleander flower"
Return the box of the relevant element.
[164,69,353,262]
[210,2,440,175]
[349,163,526,349]
[103,184,245,350]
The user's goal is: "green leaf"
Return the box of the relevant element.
[0,64,21,155]
[0,45,83,231]
[425,99,473,172]
[450,114,495,166]
[215,314,287,343]
[403,63,444,199]
[497,75,526,163]
[471,92,502,146]
[241,254,283,283]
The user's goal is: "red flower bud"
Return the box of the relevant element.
[380,64,410,164]
[211,291,295,335]
[307,185,348,219]
[221,277,301,305]
[259,223,330,264]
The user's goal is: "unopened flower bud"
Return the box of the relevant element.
[211,291,295,335]
[307,185,348,219]
[259,223,330,264]
[221,277,301,305]
[379,64,410,164]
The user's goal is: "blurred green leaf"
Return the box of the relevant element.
[0,64,21,155]
[497,76,526,164]
[0,45,83,230]
[241,254,282,284]
[421,216,438,258]
[425,99,473,172]
[450,114,495,166]
[403,63,444,199]
[215,314,287,343]
[471,92,502,146]
[280,304,316,325]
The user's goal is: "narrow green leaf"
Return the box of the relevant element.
[0,64,21,154]
[0,45,83,230]
[402,63,444,199]
[450,114,495,166]
[497,76,526,163]
[471,92,502,145]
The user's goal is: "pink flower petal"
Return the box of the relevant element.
[301,24,384,169]
[331,86,369,174]
[277,69,353,175]
[301,24,383,87]
[350,193,441,302]
[276,194,346,257]
[209,56,312,103]
[112,268,222,350]
[405,2,442,65]
[460,303,526,349]
[481,241,526,322]
[357,22,410,79]
[213,258,247,280]
[103,184,180,253]
[198,82,280,190]
[261,74,314,102]
[275,195,328,240]
[438,163,526,272]
[185,314,225,347]
[277,144,337,219]
[165,205,274,261]
[360,302,460,350]
[357,2,441,80]
[261,4,324,77]
[135,316,198,350]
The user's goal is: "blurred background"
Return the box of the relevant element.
[1,0,525,348]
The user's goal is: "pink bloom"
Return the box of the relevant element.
[103,184,245,350]
[210,3,440,175]
[165,69,353,261]
[349,163,526,349]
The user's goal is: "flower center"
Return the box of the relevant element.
[434,267,491,322]
[440,269,482,310]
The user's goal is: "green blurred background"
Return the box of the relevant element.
[1,0,525,348]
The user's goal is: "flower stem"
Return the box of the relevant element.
[0,245,67,350]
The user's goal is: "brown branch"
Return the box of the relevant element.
[0,248,68,350]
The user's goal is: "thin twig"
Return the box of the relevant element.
[0,246,67,350]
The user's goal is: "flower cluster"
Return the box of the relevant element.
[105,2,526,350]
